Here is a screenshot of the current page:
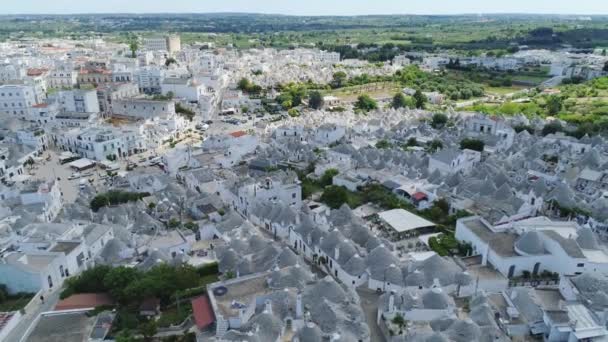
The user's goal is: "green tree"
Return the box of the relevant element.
[129,39,138,58]
[309,91,324,109]
[604,61,608,72]
[391,92,408,109]
[331,71,347,88]
[237,78,251,91]
[319,169,339,187]
[165,57,177,66]
[375,140,392,149]
[115,330,136,342]
[546,95,563,115]
[355,94,377,112]
[405,137,418,147]
[460,138,485,152]
[541,121,563,136]
[431,113,448,129]
[427,139,443,153]
[392,313,406,327]
[139,320,157,341]
[320,186,350,209]
[103,267,141,303]
[413,89,427,109]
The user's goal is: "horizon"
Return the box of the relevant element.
[2,11,608,17]
[2,0,608,16]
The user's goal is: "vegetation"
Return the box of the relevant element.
[175,103,195,121]
[391,92,413,109]
[354,94,378,112]
[237,78,263,95]
[320,186,352,209]
[90,191,150,212]
[460,138,485,152]
[0,285,34,312]
[375,139,393,149]
[276,83,308,109]
[308,91,324,109]
[431,113,448,129]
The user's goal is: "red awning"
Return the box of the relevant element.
[191,295,215,330]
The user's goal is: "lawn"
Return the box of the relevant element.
[484,85,527,95]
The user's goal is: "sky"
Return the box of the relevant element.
[2,0,608,15]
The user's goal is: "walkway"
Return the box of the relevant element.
[7,288,61,342]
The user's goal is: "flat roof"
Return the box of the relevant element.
[25,311,95,342]
[68,158,95,169]
[210,274,270,318]
[378,209,435,233]
[49,241,81,255]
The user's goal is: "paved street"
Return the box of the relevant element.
[5,289,61,342]
[357,288,386,342]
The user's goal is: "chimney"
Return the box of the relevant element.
[334,246,340,261]
[296,292,303,318]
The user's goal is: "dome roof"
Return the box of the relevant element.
[514,231,545,255]
[422,288,449,310]
[577,228,600,250]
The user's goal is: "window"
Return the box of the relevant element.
[577,263,585,267]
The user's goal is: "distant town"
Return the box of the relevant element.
[1,12,608,342]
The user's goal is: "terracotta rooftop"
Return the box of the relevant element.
[229,131,247,138]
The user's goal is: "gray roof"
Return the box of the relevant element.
[576,228,600,250]
[422,288,450,310]
[431,148,460,164]
[541,230,585,258]
[514,231,546,255]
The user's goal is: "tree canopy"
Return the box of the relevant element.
[354,94,378,112]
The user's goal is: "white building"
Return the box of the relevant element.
[428,148,481,175]
[456,216,608,278]
[50,89,100,113]
[111,98,175,120]
[0,84,36,118]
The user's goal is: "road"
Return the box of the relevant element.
[6,289,61,342]
[357,288,386,342]
[30,150,80,204]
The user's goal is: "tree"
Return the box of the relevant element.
[331,71,347,88]
[309,91,324,109]
[427,139,443,153]
[115,330,137,342]
[541,121,563,136]
[139,320,157,341]
[392,313,406,327]
[413,89,427,109]
[431,113,448,129]
[319,169,339,187]
[375,140,392,149]
[165,57,177,67]
[103,267,141,303]
[129,39,138,58]
[354,94,377,112]
[604,61,608,72]
[391,93,408,109]
[546,95,563,115]
[320,186,350,209]
[237,78,251,92]
[460,138,485,152]
[405,137,418,147]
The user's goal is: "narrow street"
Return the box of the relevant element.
[357,288,386,342]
